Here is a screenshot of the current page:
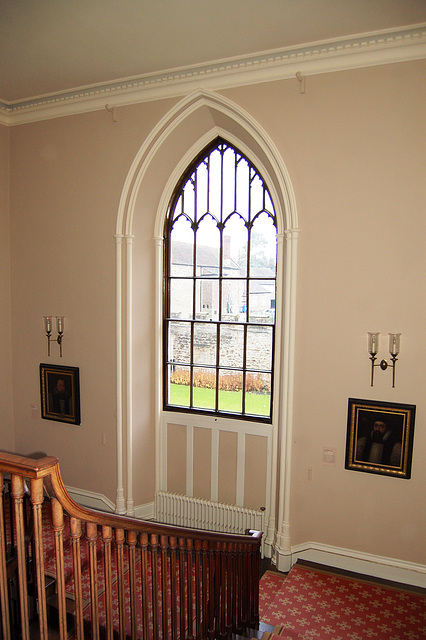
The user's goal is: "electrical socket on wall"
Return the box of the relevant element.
[322,447,337,465]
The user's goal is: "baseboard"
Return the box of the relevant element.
[65,485,155,521]
[274,541,426,588]
[134,502,155,520]
[66,485,116,513]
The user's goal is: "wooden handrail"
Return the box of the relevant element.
[0,451,262,640]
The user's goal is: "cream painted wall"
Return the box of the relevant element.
[5,59,425,566]
[0,125,15,452]
[222,60,426,564]
[8,99,176,501]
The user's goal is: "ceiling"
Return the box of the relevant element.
[1,0,426,104]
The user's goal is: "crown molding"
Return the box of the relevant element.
[1,24,425,126]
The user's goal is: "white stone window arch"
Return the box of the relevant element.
[115,90,299,564]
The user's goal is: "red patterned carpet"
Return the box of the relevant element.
[259,563,426,640]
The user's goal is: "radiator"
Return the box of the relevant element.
[155,491,265,552]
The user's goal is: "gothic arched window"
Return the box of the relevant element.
[164,139,277,422]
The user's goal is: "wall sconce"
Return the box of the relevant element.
[368,332,401,387]
[44,316,65,357]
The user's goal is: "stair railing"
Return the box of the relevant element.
[0,451,261,640]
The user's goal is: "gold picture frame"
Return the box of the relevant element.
[40,363,81,425]
[345,398,415,479]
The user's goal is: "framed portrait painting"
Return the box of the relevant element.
[345,398,415,479]
[40,363,81,425]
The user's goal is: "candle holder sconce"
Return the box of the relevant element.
[368,332,400,388]
[44,316,65,357]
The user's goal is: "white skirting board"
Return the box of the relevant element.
[275,542,426,588]
[66,485,116,513]
[134,502,155,520]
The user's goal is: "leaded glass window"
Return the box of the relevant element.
[164,139,277,422]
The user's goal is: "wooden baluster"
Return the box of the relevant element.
[115,528,126,640]
[11,475,30,640]
[101,525,114,640]
[86,521,100,640]
[178,537,186,640]
[150,533,159,640]
[225,542,233,636]
[194,539,202,640]
[240,543,248,629]
[207,541,216,640]
[30,478,48,640]
[230,542,238,633]
[139,532,149,640]
[186,538,194,640]
[70,518,84,640]
[160,534,169,640]
[219,541,227,639]
[247,543,254,627]
[253,540,260,626]
[235,542,243,634]
[51,498,68,640]
[216,540,224,639]
[127,530,138,640]
[201,540,209,640]
[7,480,13,549]
[169,536,178,640]
[0,472,11,640]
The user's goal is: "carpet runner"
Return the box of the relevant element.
[259,563,426,640]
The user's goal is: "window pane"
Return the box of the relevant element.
[223,214,247,278]
[196,159,208,217]
[250,211,277,274]
[193,323,217,366]
[246,326,273,370]
[195,278,219,320]
[196,216,220,276]
[250,172,264,218]
[209,149,222,219]
[265,190,274,215]
[235,156,249,220]
[222,147,236,218]
[248,280,275,324]
[170,216,194,277]
[220,324,244,368]
[168,321,191,364]
[168,364,190,407]
[218,370,243,413]
[245,372,271,417]
[182,176,195,220]
[221,279,246,321]
[170,279,193,319]
[193,367,216,409]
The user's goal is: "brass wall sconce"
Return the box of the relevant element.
[368,332,401,387]
[44,316,65,357]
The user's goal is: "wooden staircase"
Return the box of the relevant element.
[0,451,262,640]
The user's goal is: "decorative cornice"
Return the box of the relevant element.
[1,24,425,126]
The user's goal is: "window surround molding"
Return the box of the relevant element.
[115,89,299,569]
